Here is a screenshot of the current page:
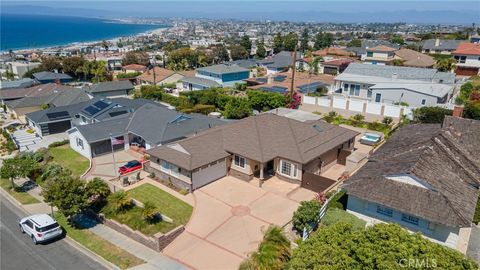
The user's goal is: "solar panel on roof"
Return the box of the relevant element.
[257,78,268,83]
[274,75,286,82]
[260,86,288,94]
[298,82,327,93]
[109,111,128,117]
[93,100,110,110]
[83,105,101,116]
[46,111,70,121]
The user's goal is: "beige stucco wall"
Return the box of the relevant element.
[229,155,259,176]
[150,159,192,184]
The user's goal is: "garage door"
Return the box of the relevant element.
[43,120,71,135]
[192,159,227,190]
[91,140,124,157]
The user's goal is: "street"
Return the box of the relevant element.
[0,195,107,270]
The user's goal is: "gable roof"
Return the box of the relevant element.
[394,48,435,68]
[0,78,37,89]
[343,116,480,227]
[147,113,359,170]
[33,71,72,81]
[0,83,74,100]
[179,76,221,88]
[258,51,302,69]
[421,39,463,51]
[122,64,147,71]
[312,47,353,57]
[86,81,134,93]
[453,42,480,56]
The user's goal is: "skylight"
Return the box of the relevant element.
[385,174,435,191]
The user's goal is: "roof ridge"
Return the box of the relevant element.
[253,116,265,162]
[285,118,304,163]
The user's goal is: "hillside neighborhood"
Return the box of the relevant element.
[1,17,480,270]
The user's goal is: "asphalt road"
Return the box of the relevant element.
[0,195,107,270]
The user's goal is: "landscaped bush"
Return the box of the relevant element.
[105,191,132,214]
[349,114,365,127]
[116,72,142,79]
[412,106,452,124]
[327,189,347,210]
[382,116,393,125]
[292,200,322,232]
[321,208,366,230]
[141,201,158,222]
[287,223,478,269]
[48,139,69,148]
[180,104,216,115]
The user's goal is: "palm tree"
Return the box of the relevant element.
[436,58,457,72]
[106,191,131,213]
[101,40,109,52]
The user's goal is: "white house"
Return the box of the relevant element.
[452,42,480,76]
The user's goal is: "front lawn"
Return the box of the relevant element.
[49,145,89,177]
[128,183,193,230]
[55,213,144,269]
[321,208,366,230]
[103,205,177,236]
[0,178,40,204]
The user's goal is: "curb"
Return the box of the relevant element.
[0,187,118,270]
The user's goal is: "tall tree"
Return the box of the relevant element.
[300,28,310,52]
[240,35,252,55]
[347,39,362,47]
[283,32,298,51]
[255,39,267,59]
[273,33,284,54]
[62,56,86,77]
[313,32,334,50]
[122,51,150,66]
[229,45,248,60]
[210,44,229,64]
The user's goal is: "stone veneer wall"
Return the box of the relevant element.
[144,162,191,191]
[99,214,185,252]
[229,168,253,181]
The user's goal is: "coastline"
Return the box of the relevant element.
[1,16,170,53]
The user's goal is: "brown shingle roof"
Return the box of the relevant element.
[136,67,176,84]
[394,49,435,68]
[343,116,480,227]
[122,64,147,72]
[367,45,397,52]
[312,47,353,57]
[147,114,359,170]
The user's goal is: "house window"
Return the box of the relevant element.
[347,84,361,96]
[367,51,373,57]
[376,205,393,217]
[421,99,426,105]
[454,55,466,64]
[280,160,298,178]
[401,214,419,226]
[234,155,246,168]
[76,137,84,150]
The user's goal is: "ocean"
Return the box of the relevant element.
[0,14,165,51]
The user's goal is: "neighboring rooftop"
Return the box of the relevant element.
[453,42,480,55]
[343,116,480,227]
[367,45,397,52]
[122,64,147,72]
[137,67,176,84]
[421,39,464,51]
[197,64,249,75]
[180,76,221,88]
[0,78,37,89]
[86,81,134,93]
[0,83,74,100]
[33,71,72,81]
[394,48,435,68]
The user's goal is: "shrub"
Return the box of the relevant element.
[349,114,365,127]
[141,201,158,222]
[85,178,111,205]
[180,104,216,115]
[412,106,452,123]
[321,208,366,229]
[322,111,338,123]
[327,190,347,210]
[382,116,393,125]
[48,139,69,148]
[105,191,132,214]
[116,72,142,79]
[292,200,322,232]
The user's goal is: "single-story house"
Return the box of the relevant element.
[421,39,464,55]
[85,81,134,98]
[33,71,72,84]
[6,88,90,120]
[146,113,358,191]
[394,48,435,68]
[122,64,147,74]
[177,76,222,91]
[333,63,455,106]
[0,78,37,90]
[68,102,225,159]
[343,116,480,251]
[195,64,250,86]
[136,67,195,86]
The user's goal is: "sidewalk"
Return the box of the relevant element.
[20,181,187,270]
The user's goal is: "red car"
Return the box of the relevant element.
[118,160,143,175]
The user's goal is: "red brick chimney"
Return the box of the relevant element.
[452,105,464,118]
[55,79,61,85]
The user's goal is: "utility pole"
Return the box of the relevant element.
[290,43,298,100]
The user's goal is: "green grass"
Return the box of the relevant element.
[104,205,177,236]
[48,145,89,178]
[54,213,145,269]
[128,183,193,230]
[0,178,40,204]
[322,208,366,230]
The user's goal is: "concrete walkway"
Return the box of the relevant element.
[89,225,187,270]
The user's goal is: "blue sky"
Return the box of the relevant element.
[2,1,479,23]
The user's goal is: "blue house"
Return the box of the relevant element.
[33,71,72,84]
[195,64,249,86]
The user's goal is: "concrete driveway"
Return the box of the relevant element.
[164,176,313,270]
[85,150,144,180]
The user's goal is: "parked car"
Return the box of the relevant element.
[360,133,382,145]
[118,160,143,175]
[19,214,62,244]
